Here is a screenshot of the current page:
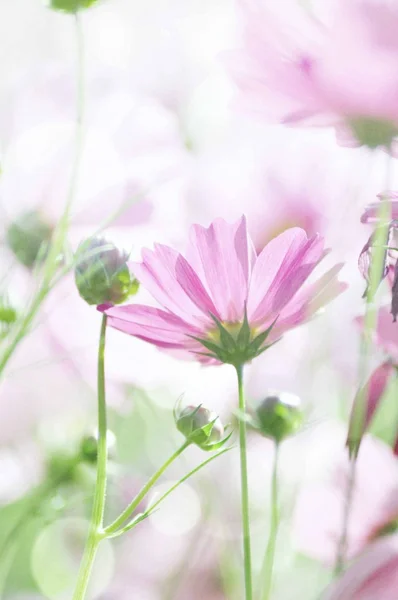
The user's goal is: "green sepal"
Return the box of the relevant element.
[188,335,224,356]
[203,428,234,452]
[209,314,237,352]
[237,305,251,350]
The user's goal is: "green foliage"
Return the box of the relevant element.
[6,211,53,269]
[48,0,100,13]
[349,117,398,149]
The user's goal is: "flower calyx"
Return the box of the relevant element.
[191,308,278,366]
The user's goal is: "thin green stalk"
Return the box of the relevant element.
[334,457,356,575]
[0,11,85,379]
[104,440,190,536]
[235,364,253,600]
[335,153,392,574]
[72,314,108,600]
[109,446,232,539]
[261,442,280,600]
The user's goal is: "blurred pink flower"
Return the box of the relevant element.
[0,66,189,232]
[369,307,398,363]
[323,535,398,600]
[361,192,398,224]
[103,216,345,364]
[294,434,398,564]
[228,0,398,150]
[358,194,398,320]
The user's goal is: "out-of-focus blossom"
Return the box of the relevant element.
[246,391,303,442]
[0,66,189,241]
[103,216,345,364]
[323,535,398,600]
[294,433,398,564]
[228,0,398,150]
[357,307,398,364]
[358,194,398,320]
[346,361,396,458]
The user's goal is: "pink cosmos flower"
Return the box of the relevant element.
[294,432,398,565]
[323,535,398,600]
[103,216,345,365]
[228,0,398,150]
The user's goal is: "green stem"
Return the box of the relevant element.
[235,364,253,600]
[104,440,190,536]
[72,314,108,600]
[261,442,280,600]
[0,11,85,380]
[334,456,356,575]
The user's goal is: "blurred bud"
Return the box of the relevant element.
[80,435,98,463]
[349,118,398,150]
[46,452,79,485]
[175,404,229,451]
[347,361,395,458]
[74,237,139,306]
[6,211,53,268]
[251,391,303,443]
[47,0,100,13]
[0,297,17,338]
[79,430,116,463]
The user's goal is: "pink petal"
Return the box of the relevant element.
[133,244,219,325]
[323,536,398,600]
[247,228,325,324]
[104,304,201,348]
[272,263,347,336]
[186,215,255,321]
[361,196,398,224]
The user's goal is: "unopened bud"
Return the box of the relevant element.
[175,404,226,451]
[6,211,53,268]
[253,391,303,443]
[79,430,116,462]
[47,0,100,13]
[74,236,139,306]
[347,362,395,458]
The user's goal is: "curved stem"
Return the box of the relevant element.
[0,11,85,379]
[235,364,253,600]
[104,440,190,536]
[72,314,108,600]
[261,442,279,600]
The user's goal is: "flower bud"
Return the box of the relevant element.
[6,211,53,268]
[252,391,303,443]
[74,236,139,306]
[347,362,395,458]
[46,451,79,484]
[175,404,225,451]
[47,0,100,13]
[79,435,98,463]
[79,430,116,462]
